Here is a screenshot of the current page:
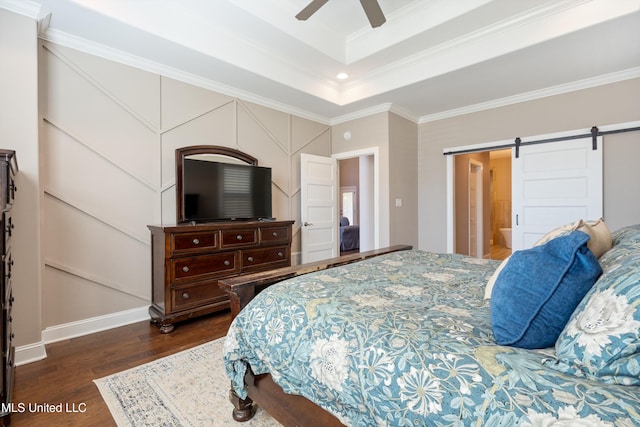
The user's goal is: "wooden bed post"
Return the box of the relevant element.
[229,388,256,422]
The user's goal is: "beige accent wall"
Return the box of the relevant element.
[419,78,640,252]
[38,41,330,337]
[389,113,418,248]
[331,112,419,249]
[332,112,391,247]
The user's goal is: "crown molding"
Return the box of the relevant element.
[418,67,640,124]
[0,0,42,18]
[40,29,333,126]
[36,25,640,129]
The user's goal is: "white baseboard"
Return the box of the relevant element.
[15,340,47,366]
[16,306,150,366]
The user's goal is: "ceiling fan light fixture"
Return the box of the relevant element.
[296,0,386,28]
[295,0,330,21]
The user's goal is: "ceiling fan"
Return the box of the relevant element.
[296,0,387,28]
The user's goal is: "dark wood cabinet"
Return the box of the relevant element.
[0,150,16,426]
[148,220,293,333]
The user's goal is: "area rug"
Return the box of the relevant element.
[94,338,281,427]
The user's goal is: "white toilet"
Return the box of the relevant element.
[499,228,512,249]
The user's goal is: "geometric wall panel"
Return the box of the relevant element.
[41,40,332,331]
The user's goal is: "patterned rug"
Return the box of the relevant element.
[94,338,281,427]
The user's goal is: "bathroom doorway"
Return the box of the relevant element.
[489,149,512,260]
[453,149,511,260]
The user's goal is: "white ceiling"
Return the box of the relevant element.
[10,0,640,123]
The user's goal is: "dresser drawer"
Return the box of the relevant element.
[171,252,239,284]
[221,228,258,248]
[259,226,291,244]
[2,276,10,310]
[242,246,290,272]
[171,232,218,255]
[1,213,11,256]
[3,307,12,354]
[171,281,228,312]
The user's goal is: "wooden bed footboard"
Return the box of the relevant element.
[219,244,412,320]
[220,245,412,425]
[230,370,344,426]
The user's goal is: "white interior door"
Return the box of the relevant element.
[512,137,603,250]
[301,153,338,263]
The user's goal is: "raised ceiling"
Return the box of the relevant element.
[11,0,640,123]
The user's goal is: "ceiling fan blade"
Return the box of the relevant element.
[359,0,386,28]
[295,0,330,21]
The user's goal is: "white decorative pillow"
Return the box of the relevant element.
[582,218,612,258]
[534,219,584,247]
[484,256,509,299]
[534,218,612,258]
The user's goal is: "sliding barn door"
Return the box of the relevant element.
[300,153,339,263]
[511,137,603,250]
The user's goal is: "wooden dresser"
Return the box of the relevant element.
[0,150,16,425]
[148,220,294,333]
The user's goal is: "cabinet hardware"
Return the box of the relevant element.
[182,266,190,273]
[182,293,190,300]
[192,238,200,245]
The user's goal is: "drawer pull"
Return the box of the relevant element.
[192,238,200,245]
[247,256,254,262]
[224,260,230,266]
[278,252,283,257]
[182,266,190,273]
[236,234,243,241]
[272,232,278,237]
[182,292,190,300]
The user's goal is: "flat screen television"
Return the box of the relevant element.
[182,158,272,222]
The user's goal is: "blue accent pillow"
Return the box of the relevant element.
[491,231,602,349]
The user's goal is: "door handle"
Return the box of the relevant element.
[303,222,313,226]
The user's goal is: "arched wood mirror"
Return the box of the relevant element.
[175,145,258,224]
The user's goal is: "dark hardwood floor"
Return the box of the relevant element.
[9,310,232,427]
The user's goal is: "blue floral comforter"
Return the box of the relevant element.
[223,250,639,426]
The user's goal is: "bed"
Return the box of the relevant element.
[222,223,640,426]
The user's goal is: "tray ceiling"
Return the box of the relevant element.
[13,0,640,122]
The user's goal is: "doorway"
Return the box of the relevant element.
[451,149,511,260]
[334,148,379,253]
[446,129,604,257]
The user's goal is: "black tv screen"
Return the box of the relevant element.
[183,159,272,222]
